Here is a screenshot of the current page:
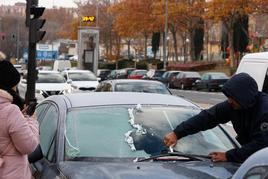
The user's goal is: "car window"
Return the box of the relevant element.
[244,166,268,179]
[65,106,234,159]
[210,73,228,79]
[37,73,66,83]
[68,72,97,81]
[39,105,58,161]
[202,74,209,80]
[36,103,49,123]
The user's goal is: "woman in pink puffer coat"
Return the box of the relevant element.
[0,54,39,179]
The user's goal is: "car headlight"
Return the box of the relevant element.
[63,88,72,94]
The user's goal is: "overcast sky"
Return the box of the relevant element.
[0,0,77,8]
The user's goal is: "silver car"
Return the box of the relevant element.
[31,92,240,178]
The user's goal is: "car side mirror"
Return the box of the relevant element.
[97,77,101,82]
[67,79,72,84]
[195,79,201,83]
[28,144,43,163]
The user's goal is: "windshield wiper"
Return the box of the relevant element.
[137,151,210,162]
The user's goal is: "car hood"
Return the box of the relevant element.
[71,81,99,88]
[59,160,240,179]
[36,83,71,91]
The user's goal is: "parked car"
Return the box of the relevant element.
[61,69,99,92]
[236,52,268,94]
[97,69,111,81]
[116,68,135,79]
[128,70,148,79]
[173,71,201,90]
[143,69,166,81]
[95,79,171,94]
[30,92,240,178]
[106,69,119,79]
[18,70,72,102]
[160,71,181,88]
[232,147,268,179]
[194,72,229,92]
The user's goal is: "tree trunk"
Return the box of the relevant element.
[127,40,131,60]
[144,33,148,61]
[228,27,235,68]
[171,27,178,62]
[189,30,195,61]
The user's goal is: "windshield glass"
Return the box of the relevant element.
[114,83,170,94]
[65,106,234,159]
[211,73,229,79]
[69,72,97,81]
[37,73,66,83]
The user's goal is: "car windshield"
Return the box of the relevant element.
[211,73,229,79]
[65,106,234,160]
[36,73,66,83]
[69,72,97,81]
[154,71,165,77]
[114,82,170,94]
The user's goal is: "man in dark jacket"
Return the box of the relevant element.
[164,73,268,163]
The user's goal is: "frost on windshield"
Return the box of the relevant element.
[65,130,80,157]
[125,104,147,151]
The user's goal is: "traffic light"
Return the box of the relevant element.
[26,0,38,27]
[29,6,46,43]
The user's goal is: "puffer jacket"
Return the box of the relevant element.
[174,73,268,163]
[0,89,39,179]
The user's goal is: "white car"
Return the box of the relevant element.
[61,69,99,92]
[19,70,72,102]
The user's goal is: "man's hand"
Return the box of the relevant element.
[163,132,178,147]
[209,152,227,162]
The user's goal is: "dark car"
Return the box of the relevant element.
[194,72,229,92]
[30,92,241,178]
[173,71,201,90]
[107,69,119,79]
[97,69,111,81]
[160,71,181,88]
[232,147,268,179]
[95,79,171,95]
[128,70,148,79]
[116,68,136,79]
[143,69,166,81]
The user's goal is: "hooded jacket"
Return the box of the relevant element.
[173,73,268,163]
[0,89,39,179]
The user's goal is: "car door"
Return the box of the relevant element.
[32,103,61,179]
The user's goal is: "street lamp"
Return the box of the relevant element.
[163,0,168,69]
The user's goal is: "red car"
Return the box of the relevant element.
[128,70,148,79]
[173,71,201,90]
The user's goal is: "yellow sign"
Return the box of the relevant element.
[82,16,95,22]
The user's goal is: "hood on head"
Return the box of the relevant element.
[222,73,258,109]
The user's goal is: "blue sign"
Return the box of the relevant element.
[36,50,58,60]
[23,48,58,60]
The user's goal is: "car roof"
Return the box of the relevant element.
[63,70,92,73]
[243,52,268,60]
[102,79,165,84]
[52,92,198,109]
[38,70,60,74]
